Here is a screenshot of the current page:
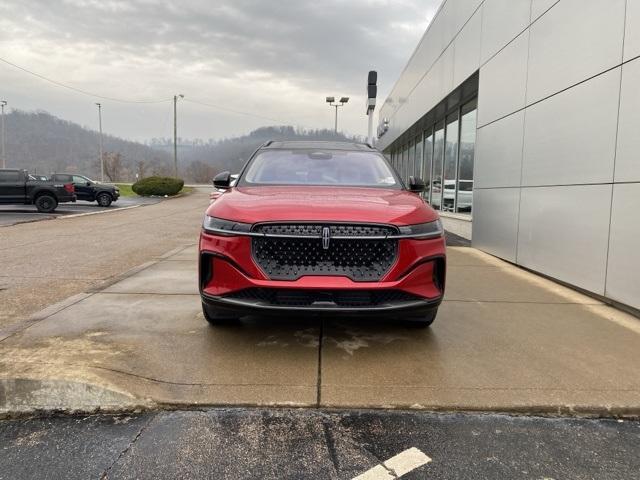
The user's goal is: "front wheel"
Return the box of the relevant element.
[404,308,438,328]
[96,193,113,207]
[35,195,58,213]
[202,302,240,326]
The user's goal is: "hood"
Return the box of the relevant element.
[206,186,438,225]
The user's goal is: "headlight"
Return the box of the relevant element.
[398,219,443,239]
[202,215,252,235]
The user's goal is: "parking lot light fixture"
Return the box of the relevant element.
[326,96,349,133]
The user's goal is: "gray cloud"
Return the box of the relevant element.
[0,0,440,140]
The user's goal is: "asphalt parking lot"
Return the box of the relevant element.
[1,409,638,480]
[0,196,161,227]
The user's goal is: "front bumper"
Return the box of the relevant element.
[199,229,446,316]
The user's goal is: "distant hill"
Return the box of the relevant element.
[2,111,364,183]
[148,126,364,182]
[3,110,172,180]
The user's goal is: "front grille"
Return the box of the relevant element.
[225,288,420,308]
[251,223,398,281]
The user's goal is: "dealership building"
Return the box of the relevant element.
[377,0,639,312]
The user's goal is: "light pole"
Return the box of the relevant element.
[1,100,7,168]
[326,96,349,133]
[173,94,184,178]
[95,103,104,182]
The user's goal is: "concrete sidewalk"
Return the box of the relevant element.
[1,245,639,416]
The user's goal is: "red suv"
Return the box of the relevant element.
[199,141,446,327]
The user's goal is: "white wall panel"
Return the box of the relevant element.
[478,30,529,126]
[453,8,482,88]
[615,58,640,182]
[472,188,520,262]
[517,184,612,294]
[625,0,640,61]
[606,183,640,310]
[530,0,559,22]
[527,0,625,103]
[480,0,532,63]
[475,111,525,188]
[522,68,620,186]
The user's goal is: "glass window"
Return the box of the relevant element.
[0,171,21,182]
[407,139,415,182]
[73,175,89,184]
[241,150,401,188]
[431,122,444,210]
[414,133,423,180]
[401,144,408,181]
[443,112,459,213]
[457,100,477,214]
[423,129,433,202]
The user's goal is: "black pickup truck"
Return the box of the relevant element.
[0,168,76,213]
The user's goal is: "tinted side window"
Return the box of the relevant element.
[0,171,21,183]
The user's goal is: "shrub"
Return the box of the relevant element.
[132,176,184,196]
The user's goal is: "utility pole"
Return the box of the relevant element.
[173,94,184,178]
[1,100,7,168]
[95,103,104,182]
[325,96,349,133]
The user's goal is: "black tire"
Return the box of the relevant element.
[202,302,240,326]
[404,308,438,328]
[35,194,58,213]
[96,192,113,207]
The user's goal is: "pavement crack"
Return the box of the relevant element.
[316,319,324,407]
[321,419,340,478]
[100,413,155,479]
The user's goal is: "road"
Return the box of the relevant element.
[1,409,638,479]
[0,189,208,329]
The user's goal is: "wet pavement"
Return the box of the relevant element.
[0,196,161,227]
[1,409,638,479]
[1,244,639,416]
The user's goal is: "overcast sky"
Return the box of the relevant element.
[0,0,441,142]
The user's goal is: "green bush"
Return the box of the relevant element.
[132,176,184,196]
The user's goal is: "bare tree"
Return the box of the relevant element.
[103,152,123,181]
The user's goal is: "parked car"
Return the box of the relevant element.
[0,168,76,212]
[199,141,446,327]
[50,174,119,207]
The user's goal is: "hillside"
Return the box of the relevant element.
[149,126,363,182]
[2,111,363,182]
[3,110,172,180]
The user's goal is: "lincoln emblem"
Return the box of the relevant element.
[322,227,331,250]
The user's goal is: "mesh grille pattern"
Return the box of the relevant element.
[226,288,419,307]
[252,223,398,281]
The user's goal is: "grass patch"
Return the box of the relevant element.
[114,183,136,197]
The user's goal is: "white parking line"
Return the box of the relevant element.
[352,447,432,479]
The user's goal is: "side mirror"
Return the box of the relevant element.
[408,176,426,193]
[86,182,91,187]
[213,171,232,189]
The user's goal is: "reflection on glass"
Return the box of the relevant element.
[401,144,408,181]
[423,130,433,202]
[443,113,459,213]
[414,134,423,181]
[431,123,444,210]
[407,139,415,183]
[457,100,476,213]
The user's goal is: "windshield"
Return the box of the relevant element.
[240,150,401,188]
